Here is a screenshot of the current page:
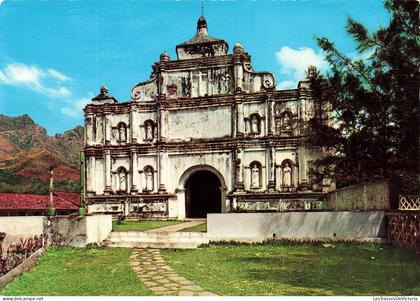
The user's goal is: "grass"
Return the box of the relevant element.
[112,219,184,231]
[1,247,153,296]
[161,242,420,296]
[181,223,207,232]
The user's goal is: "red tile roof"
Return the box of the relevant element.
[0,192,79,212]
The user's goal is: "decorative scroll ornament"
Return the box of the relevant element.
[132,88,141,100]
[262,73,275,89]
[243,62,253,72]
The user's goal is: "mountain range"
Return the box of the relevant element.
[0,114,83,193]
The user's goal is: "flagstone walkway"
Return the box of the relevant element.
[130,248,217,296]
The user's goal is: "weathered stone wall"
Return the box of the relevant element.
[207,211,387,242]
[43,215,112,247]
[327,180,390,211]
[168,105,232,140]
[0,216,112,249]
[43,216,88,248]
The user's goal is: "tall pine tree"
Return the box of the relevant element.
[307,0,419,188]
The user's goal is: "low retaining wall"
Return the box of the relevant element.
[0,216,44,236]
[0,215,112,249]
[207,211,387,242]
[0,217,44,260]
[44,215,112,247]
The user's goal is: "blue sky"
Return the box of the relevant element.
[0,0,390,135]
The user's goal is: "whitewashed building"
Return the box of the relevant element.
[83,16,334,218]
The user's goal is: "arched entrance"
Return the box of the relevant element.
[184,170,222,218]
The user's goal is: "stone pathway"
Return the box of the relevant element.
[147,220,206,233]
[130,248,217,296]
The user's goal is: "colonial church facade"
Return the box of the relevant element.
[83,16,334,218]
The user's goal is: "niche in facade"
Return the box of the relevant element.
[280,159,294,191]
[116,167,128,193]
[144,120,155,141]
[113,122,128,144]
[245,113,262,135]
[249,161,262,189]
[143,165,154,192]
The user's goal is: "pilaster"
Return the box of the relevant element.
[131,147,139,194]
[104,149,112,195]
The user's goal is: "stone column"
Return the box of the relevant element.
[232,103,237,138]
[275,166,282,191]
[268,147,276,191]
[86,155,93,193]
[198,71,202,97]
[293,163,299,190]
[104,113,111,145]
[130,107,138,143]
[267,95,275,136]
[158,150,167,193]
[87,155,96,194]
[233,50,244,92]
[234,148,244,191]
[131,148,138,194]
[104,150,112,195]
[85,115,93,147]
[237,102,244,136]
[234,93,244,137]
[158,102,168,142]
[298,148,309,190]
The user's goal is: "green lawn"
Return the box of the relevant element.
[181,223,207,232]
[112,219,184,231]
[3,243,419,296]
[161,243,420,296]
[1,247,154,296]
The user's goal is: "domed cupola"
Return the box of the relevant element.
[175,16,228,60]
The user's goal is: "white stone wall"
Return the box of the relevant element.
[168,151,232,192]
[0,216,44,236]
[208,211,387,242]
[86,215,113,244]
[168,106,232,140]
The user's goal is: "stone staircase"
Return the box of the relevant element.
[105,231,210,249]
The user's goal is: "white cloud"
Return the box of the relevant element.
[44,86,71,98]
[47,68,71,81]
[60,96,91,118]
[276,46,328,89]
[0,62,71,98]
[0,0,4,6]
[0,63,42,85]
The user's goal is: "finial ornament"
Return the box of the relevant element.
[233,43,244,54]
[100,84,109,95]
[201,0,204,16]
[160,51,170,62]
